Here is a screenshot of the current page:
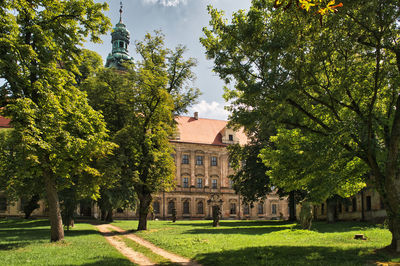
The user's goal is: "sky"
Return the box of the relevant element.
[85,0,252,120]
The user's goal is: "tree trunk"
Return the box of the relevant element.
[137,192,152,231]
[299,202,313,230]
[44,173,64,242]
[288,191,296,221]
[105,207,113,222]
[326,198,336,224]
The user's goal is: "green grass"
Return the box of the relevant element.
[112,220,399,266]
[0,218,134,266]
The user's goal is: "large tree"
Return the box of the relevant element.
[201,0,400,252]
[83,32,200,231]
[0,0,112,242]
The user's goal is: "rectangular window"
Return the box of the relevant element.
[272,204,277,215]
[229,134,234,141]
[182,154,189,164]
[258,203,264,214]
[352,198,357,212]
[212,179,217,189]
[197,178,203,188]
[0,197,7,212]
[211,156,217,166]
[183,177,189,188]
[366,196,372,211]
[196,156,203,165]
[153,202,160,214]
[230,203,236,215]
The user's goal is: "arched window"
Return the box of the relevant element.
[197,201,204,214]
[167,201,175,214]
[230,203,236,214]
[153,201,160,214]
[183,201,190,214]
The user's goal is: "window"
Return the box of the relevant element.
[258,203,264,214]
[119,41,124,48]
[212,179,218,189]
[366,196,372,211]
[197,178,203,188]
[272,204,277,215]
[153,201,160,214]
[229,134,234,141]
[243,204,250,215]
[197,201,204,214]
[338,203,342,213]
[321,203,325,215]
[196,156,204,165]
[211,156,217,166]
[182,154,189,164]
[0,197,7,212]
[167,201,175,215]
[183,177,189,188]
[183,201,190,214]
[230,203,236,215]
[229,179,234,189]
[352,198,357,212]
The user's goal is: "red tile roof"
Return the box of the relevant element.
[0,116,10,128]
[172,116,248,146]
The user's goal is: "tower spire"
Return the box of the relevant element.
[119,1,123,23]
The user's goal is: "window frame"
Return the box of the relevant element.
[196,155,204,165]
[211,156,218,166]
[211,179,218,189]
[182,154,189,164]
[182,177,189,188]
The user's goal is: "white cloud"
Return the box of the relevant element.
[142,0,188,7]
[188,100,230,120]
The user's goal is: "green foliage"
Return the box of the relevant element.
[83,31,199,229]
[228,142,272,203]
[0,0,113,240]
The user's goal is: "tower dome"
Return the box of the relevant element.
[105,2,133,69]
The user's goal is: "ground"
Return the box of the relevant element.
[0,218,399,265]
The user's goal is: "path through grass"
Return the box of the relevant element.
[0,218,133,265]
[113,220,398,266]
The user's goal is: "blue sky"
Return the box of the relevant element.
[85,0,252,120]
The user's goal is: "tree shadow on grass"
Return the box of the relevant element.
[184,225,294,235]
[194,245,392,266]
[310,221,381,233]
[169,220,295,228]
[0,218,49,229]
[0,222,101,251]
[80,257,134,266]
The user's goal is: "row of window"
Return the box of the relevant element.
[182,155,219,166]
[182,177,219,189]
[152,201,278,216]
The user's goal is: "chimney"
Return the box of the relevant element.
[194,112,199,120]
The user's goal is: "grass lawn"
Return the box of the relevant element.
[0,218,134,266]
[113,220,399,266]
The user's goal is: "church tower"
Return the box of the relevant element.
[105,2,133,69]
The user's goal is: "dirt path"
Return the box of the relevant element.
[106,224,202,266]
[96,224,155,266]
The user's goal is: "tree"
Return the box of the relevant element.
[201,0,400,251]
[83,32,200,231]
[0,0,112,242]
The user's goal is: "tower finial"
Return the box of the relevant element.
[119,1,123,23]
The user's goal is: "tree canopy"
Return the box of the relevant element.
[0,0,112,242]
[201,0,400,251]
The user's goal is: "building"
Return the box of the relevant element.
[112,113,289,220]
